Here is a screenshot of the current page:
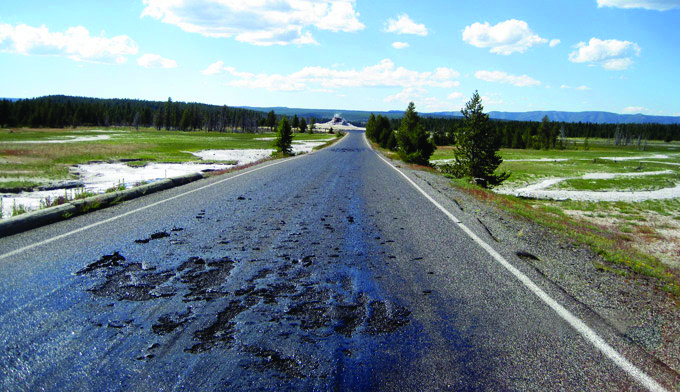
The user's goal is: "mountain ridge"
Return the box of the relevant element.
[240,106,680,125]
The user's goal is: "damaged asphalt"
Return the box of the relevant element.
[0,131,676,391]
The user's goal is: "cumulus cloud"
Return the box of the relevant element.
[392,41,409,49]
[561,84,591,90]
[202,59,460,92]
[384,87,425,103]
[422,97,458,111]
[385,14,428,36]
[569,38,641,70]
[447,92,464,100]
[0,23,138,63]
[462,19,547,55]
[474,70,541,87]
[137,53,177,68]
[481,95,504,105]
[549,39,561,47]
[597,0,680,10]
[141,0,364,46]
[622,106,649,113]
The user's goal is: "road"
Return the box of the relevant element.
[0,131,673,391]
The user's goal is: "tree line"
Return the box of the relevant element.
[419,115,679,147]
[0,95,268,132]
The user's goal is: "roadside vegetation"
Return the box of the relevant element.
[431,137,680,303]
[439,91,509,188]
[0,126,337,218]
[364,93,679,304]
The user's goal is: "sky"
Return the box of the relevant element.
[1,0,679,115]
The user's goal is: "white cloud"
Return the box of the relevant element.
[569,38,641,70]
[137,53,177,68]
[0,23,138,63]
[422,97,457,111]
[385,14,428,36]
[392,41,409,49]
[481,95,504,105]
[462,19,547,55]
[141,0,364,46]
[384,87,425,103]
[549,39,561,47]
[202,60,226,75]
[597,0,680,10]
[622,106,649,113]
[474,70,541,87]
[561,84,591,90]
[447,92,464,100]
[202,59,460,92]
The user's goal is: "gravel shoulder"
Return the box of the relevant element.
[405,166,680,379]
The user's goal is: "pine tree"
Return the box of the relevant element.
[396,102,435,166]
[366,113,377,141]
[299,117,307,133]
[274,116,293,155]
[377,115,393,149]
[538,115,551,150]
[179,108,191,131]
[292,114,299,131]
[452,91,509,188]
[266,110,276,130]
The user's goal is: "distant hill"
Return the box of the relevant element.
[238,106,404,123]
[244,106,680,125]
[488,111,680,124]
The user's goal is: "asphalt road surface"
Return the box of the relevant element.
[0,131,673,391]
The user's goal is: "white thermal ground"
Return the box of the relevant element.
[496,170,680,202]
[432,158,571,165]
[599,154,669,161]
[1,138,333,218]
[6,135,115,144]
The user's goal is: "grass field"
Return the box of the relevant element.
[432,138,680,300]
[0,127,334,191]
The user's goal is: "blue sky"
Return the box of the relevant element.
[1,0,679,115]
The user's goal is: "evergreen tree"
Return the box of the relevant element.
[274,116,293,155]
[451,91,509,188]
[292,114,299,131]
[179,108,191,131]
[299,117,307,133]
[396,102,435,165]
[164,97,173,130]
[309,117,316,134]
[365,113,377,141]
[266,110,276,130]
[377,115,393,149]
[537,115,552,150]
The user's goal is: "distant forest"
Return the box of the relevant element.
[2,95,679,146]
[0,95,267,132]
[411,115,680,147]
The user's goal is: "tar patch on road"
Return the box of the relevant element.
[76,224,412,383]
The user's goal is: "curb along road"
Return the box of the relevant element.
[0,173,203,238]
[0,134,348,239]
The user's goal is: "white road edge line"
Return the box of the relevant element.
[0,154,306,261]
[365,134,667,392]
